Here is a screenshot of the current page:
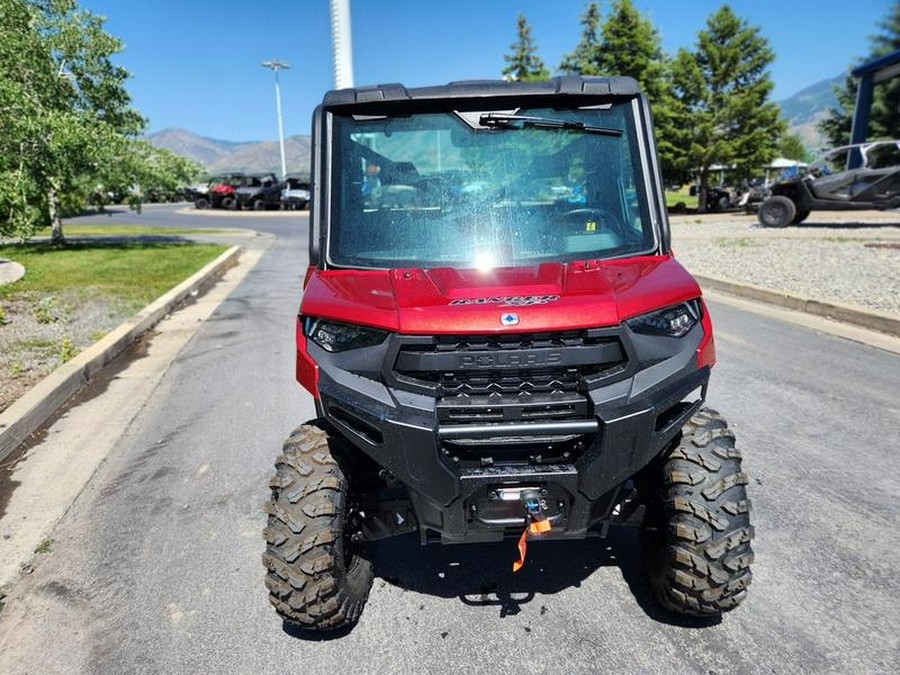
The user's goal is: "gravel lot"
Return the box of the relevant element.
[671,211,900,314]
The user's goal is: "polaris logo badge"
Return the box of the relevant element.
[501,313,519,326]
[449,295,559,307]
[459,351,563,368]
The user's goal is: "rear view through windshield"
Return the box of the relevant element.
[329,102,657,269]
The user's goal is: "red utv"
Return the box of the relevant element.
[263,77,754,630]
[194,173,244,210]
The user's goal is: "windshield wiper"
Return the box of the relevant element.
[479,113,622,136]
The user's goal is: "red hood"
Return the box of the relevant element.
[300,255,701,334]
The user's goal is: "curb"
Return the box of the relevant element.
[174,207,306,218]
[0,245,241,463]
[695,274,900,338]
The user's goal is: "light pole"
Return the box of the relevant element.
[329,0,354,89]
[261,59,290,179]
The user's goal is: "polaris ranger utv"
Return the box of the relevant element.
[263,77,754,630]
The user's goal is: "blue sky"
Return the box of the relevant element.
[81,0,891,141]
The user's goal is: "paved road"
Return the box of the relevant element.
[0,205,898,674]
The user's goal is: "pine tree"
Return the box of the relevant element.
[870,1,900,136]
[502,14,549,82]
[559,3,603,75]
[595,1,680,180]
[818,74,857,147]
[778,131,809,162]
[820,1,900,146]
[557,2,682,181]
[670,5,783,211]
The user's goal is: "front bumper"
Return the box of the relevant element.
[311,323,709,543]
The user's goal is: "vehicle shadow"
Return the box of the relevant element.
[282,526,718,641]
[795,219,900,229]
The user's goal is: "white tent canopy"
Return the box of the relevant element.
[767,157,808,169]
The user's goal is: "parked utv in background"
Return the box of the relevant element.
[689,184,733,211]
[194,173,244,209]
[281,174,311,210]
[235,172,283,210]
[263,77,755,631]
[758,140,900,226]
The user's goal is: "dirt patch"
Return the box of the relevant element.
[0,290,135,414]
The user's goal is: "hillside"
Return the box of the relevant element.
[146,128,311,176]
[777,74,842,152]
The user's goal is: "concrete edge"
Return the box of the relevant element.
[695,274,900,337]
[174,207,305,218]
[0,245,241,463]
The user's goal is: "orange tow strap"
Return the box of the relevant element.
[512,519,552,572]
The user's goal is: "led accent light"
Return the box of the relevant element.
[626,302,700,338]
[305,318,389,352]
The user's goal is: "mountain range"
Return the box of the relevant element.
[146,128,312,177]
[777,74,842,151]
[146,76,843,174]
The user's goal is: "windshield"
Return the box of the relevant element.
[328,102,656,269]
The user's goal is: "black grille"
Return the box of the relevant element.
[406,330,601,355]
[440,367,579,398]
[393,329,626,426]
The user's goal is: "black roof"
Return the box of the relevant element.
[323,76,641,108]
[853,49,900,78]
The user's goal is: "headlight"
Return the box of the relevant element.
[305,318,389,352]
[626,301,700,338]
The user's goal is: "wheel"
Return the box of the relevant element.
[253,198,266,211]
[221,196,236,210]
[716,195,731,211]
[757,196,796,227]
[300,200,309,211]
[792,209,810,224]
[262,423,374,631]
[194,197,210,210]
[641,408,754,616]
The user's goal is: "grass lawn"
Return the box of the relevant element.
[665,188,699,209]
[0,240,228,311]
[33,224,234,237]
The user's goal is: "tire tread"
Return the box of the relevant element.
[263,423,374,630]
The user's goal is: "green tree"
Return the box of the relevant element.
[597,1,681,181]
[818,73,857,147]
[0,0,145,242]
[670,5,783,211]
[81,142,202,210]
[557,2,683,182]
[778,130,809,162]
[559,3,603,76]
[819,1,900,145]
[502,14,549,82]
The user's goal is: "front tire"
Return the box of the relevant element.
[758,196,796,227]
[262,424,374,631]
[641,408,754,616]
